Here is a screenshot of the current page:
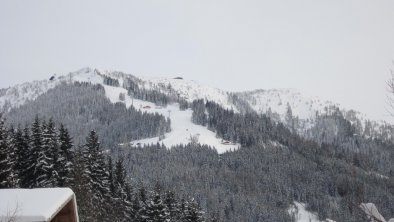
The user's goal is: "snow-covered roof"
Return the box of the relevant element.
[0,188,77,222]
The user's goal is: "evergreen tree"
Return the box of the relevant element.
[44,118,60,186]
[107,156,116,195]
[72,145,94,222]
[29,116,44,187]
[0,116,17,188]
[145,183,169,222]
[182,198,204,222]
[124,182,136,219]
[14,127,30,188]
[36,119,55,187]
[6,126,19,187]
[58,124,74,187]
[82,130,111,221]
[164,190,181,221]
[136,185,148,222]
[113,156,133,221]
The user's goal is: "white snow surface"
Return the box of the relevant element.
[0,188,76,222]
[240,89,339,120]
[102,84,240,153]
[0,67,99,112]
[238,89,373,132]
[288,202,335,222]
[139,75,237,111]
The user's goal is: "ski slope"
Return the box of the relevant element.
[140,76,237,111]
[288,202,335,222]
[102,84,240,154]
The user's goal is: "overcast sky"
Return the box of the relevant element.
[1,0,394,122]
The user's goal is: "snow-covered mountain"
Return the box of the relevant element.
[0,68,241,153]
[0,67,391,151]
[1,67,394,222]
[237,89,338,120]
[235,89,374,134]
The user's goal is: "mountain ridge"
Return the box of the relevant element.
[1,67,393,144]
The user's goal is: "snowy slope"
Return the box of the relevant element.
[238,89,338,121]
[139,76,237,111]
[0,79,59,113]
[71,68,240,153]
[236,89,373,132]
[288,202,335,222]
[102,84,240,153]
[0,67,101,112]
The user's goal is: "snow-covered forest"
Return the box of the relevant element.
[0,116,204,222]
[1,69,394,221]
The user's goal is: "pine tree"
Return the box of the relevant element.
[136,185,148,222]
[14,127,30,188]
[107,156,116,195]
[145,183,169,222]
[43,118,59,186]
[22,126,35,188]
[124,182,136,219]
[182,198,204,222]
[112,156,133,221]
[36,119,55,187]
[72,145,94,222]
[164,190,181,221]
[29,117,42,187]
[82,130,111,221]
[285,103,294,133]
[0,116,18,188]
[58,124,74,187]
[6,126,19,187]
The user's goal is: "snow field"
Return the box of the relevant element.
[102,84,240,154]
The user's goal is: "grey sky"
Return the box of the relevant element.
[1,0,394,122]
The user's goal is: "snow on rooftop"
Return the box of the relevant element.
[0,188,75,222]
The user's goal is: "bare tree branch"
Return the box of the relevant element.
[1,203,19,222]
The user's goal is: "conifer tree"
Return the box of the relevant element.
[82,130,111,220]
[113,156,133,221]
[58,124,74,187]
[36,119,54,187]
[0,116,17,188]
[42,118,59,186]
[72,145,94,222]
[107,156,116,195]
[29,116,43,187]
[6,126,19,187]
[145,183,169,222]
[136,185,148,222]
[14,127,30,187]
[164,190,181,221]
[21,126,34,188]
[182,198,204,222]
